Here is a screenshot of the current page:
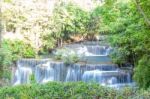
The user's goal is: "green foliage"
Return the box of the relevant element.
[63,53,79,65]
[134,55,150,89]
[54,48,79,64]
[110,48,127,64]
[2,0,101,52]
[0,47,12,67]
[42,2,89,50]
[29,74,36,84]
[2,40,36,60]
[42,2,101,50]
[2,66,12,80]
[100,0,150,88]
[0,48,11,83]
[0,82,149,99]
[99,0,150,88]
[22,44,36,58]
[2,0,150,89]
[0,39,35,80]
[2,0,54,51]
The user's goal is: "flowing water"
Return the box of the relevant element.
[12,41,134,89]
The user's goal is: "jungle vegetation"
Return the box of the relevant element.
[0,0,150,90]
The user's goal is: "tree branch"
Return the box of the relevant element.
[135,0,150,27]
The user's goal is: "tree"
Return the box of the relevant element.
[134,55,150,89]
[135,0,150,27]
[98,0,150,88]
[42,2,90,50]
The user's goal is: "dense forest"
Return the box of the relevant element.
[0,0,150,98]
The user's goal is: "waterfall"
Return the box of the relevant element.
[65,67,77,82]
[12,41,134,89]
[35,62,54,83]
[13,66,32,85]
[64,44,112,56]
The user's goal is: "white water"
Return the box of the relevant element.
[13,66,32,85]
[35,62,54,83]
[64,44,112,56]
[12,41,134,89]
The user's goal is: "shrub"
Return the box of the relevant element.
[62,53,79,65]
[2,39,36,60]
[54,48,79,64]
[0,82,149,99]
[134,55,150,89]
[110,48,127,65]
[0,39,36,81]
[0,48,12,67]
[0,47,12,78]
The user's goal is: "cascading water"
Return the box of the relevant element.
[12,41,134,89]
[35,62,54,83]
[64,43,112,56]
[65,67,77,82]
[13,65,32,85]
